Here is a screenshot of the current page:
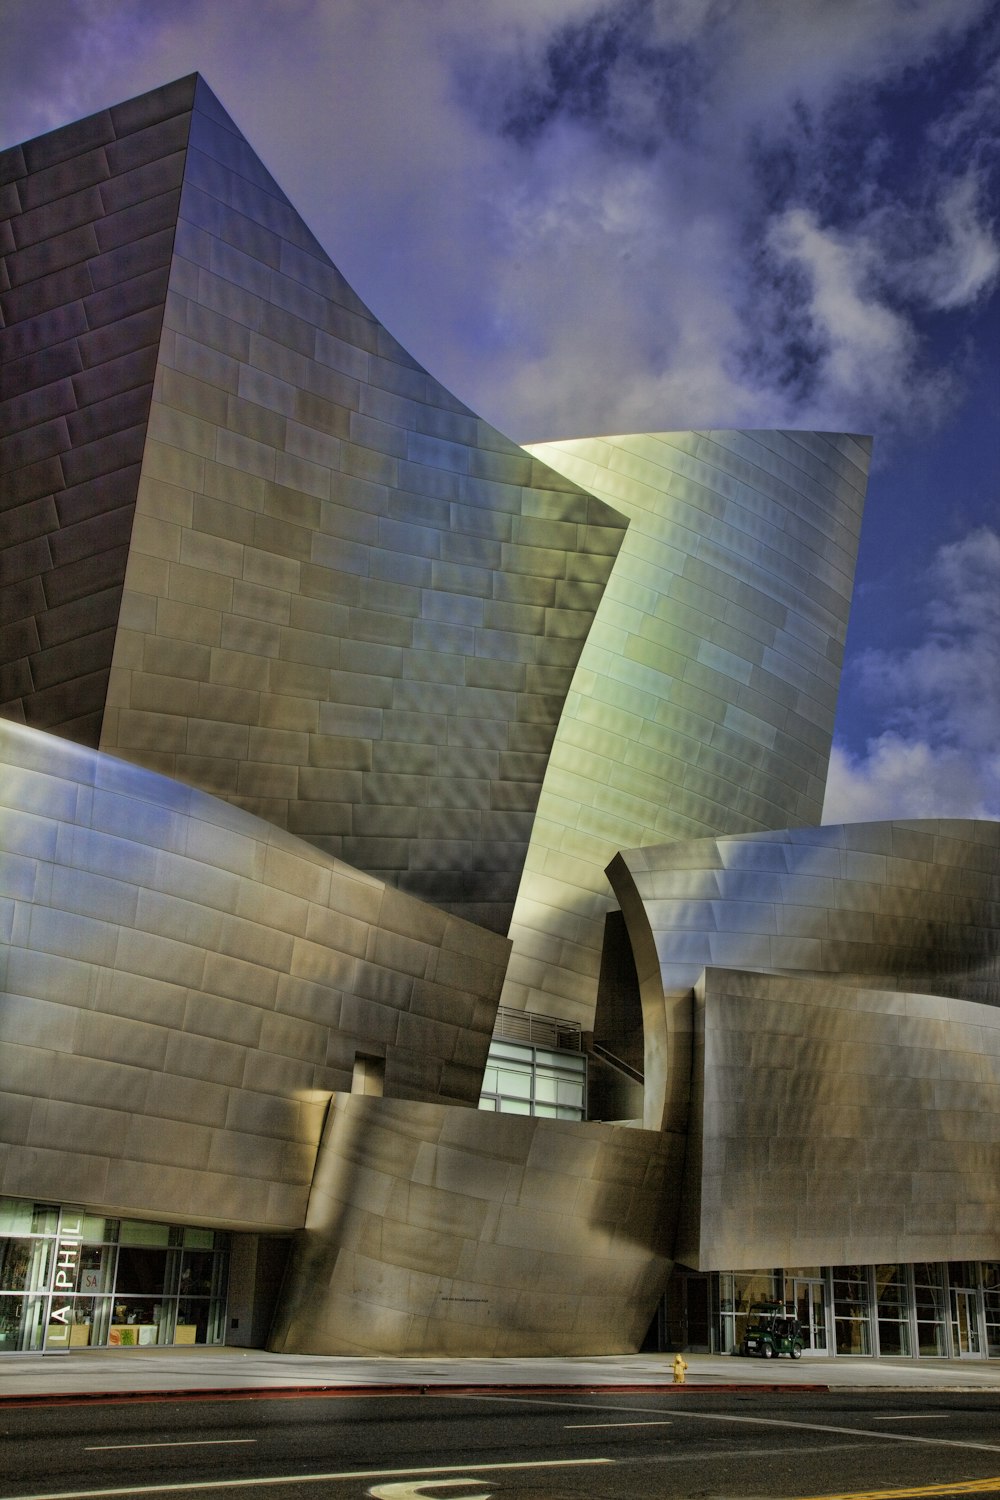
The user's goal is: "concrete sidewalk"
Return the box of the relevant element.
[3,1347,1000,1400]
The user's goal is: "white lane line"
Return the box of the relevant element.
[85,1441,258,1451]
[668,1407,1000,1454]
[870,1415,952,1421]
[565,1421,672,1428]
[445,1392,1000,1455]
[0,1456,612,1500]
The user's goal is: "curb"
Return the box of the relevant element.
[0,1381,832,1408]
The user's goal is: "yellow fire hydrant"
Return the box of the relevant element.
[672,1352,688,1385]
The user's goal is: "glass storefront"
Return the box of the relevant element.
[710,1261,1000,1359]
[0,1199,228,1352]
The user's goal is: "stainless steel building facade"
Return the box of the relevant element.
[2,75,998,1358]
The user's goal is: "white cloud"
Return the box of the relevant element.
[1,0,995,443]
[910,172,1000,312]
[763,207,956,431]
[690,0,991,130]
[858,527,1000,750]
[823,737,1000,823]
[824,527,1000,823]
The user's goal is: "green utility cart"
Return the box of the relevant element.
[739,1301,804,1359]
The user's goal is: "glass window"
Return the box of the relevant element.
[50,1297,113,1348]
[81,1215,118,1243]
[115,1247,173,1296]
[496,1068,531,1097]
[913,1266,947,1357]
[119,1220,171,1247]
[0,1297,26,1351]
[722,1272,778,1352]
[877,1318,910,1356]
[78,1244,116,1296]
[492,1043,529,1063]
[555,1080,581,1106]
[0,1239,51,1293]
[835,1317,872,1355]
[833,1267,872,1356]
[33,1205,59,1235]
[0,1295,47,1352]
[478,1037,587,1121]
[0,1201,55,1236]
[108,1300,171,1346]
[981,1265,1000,1358]
[179,1252,218,1298]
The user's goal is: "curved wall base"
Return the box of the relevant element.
[268,1095,683,1355]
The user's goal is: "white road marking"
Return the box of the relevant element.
[564,1420,673,1428]
[85,1441,257,1451]
[446,1392,1000,1454]
[1,1456,612,1500]
[870,1414,952,1421]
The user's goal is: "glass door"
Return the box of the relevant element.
[793,1279,828,1351]
[951,1288,982,1356]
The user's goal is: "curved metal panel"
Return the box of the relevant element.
[0,719,509,1229]
[67,80,626,934]
[682,967,1000,1270]
[268,1094,682,1355]
[503,430,870,1028]
[610,817,1000,1129]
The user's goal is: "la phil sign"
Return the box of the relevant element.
[45,1209,84,1351]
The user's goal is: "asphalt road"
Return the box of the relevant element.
[3,1389,1000,1500]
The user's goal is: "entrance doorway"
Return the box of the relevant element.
[683,1274,710,1351]
[659,1271,711,1351]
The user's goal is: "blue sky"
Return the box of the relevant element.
[3,0,998,821]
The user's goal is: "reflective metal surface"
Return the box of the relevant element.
[0,76,194,745]
[609,820,1000,1268]
[685,966,1000,1271]
[268,1094,682,1356]
[0,719,509,1229]
[1,76,628,935]
[504,431,870,1028]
